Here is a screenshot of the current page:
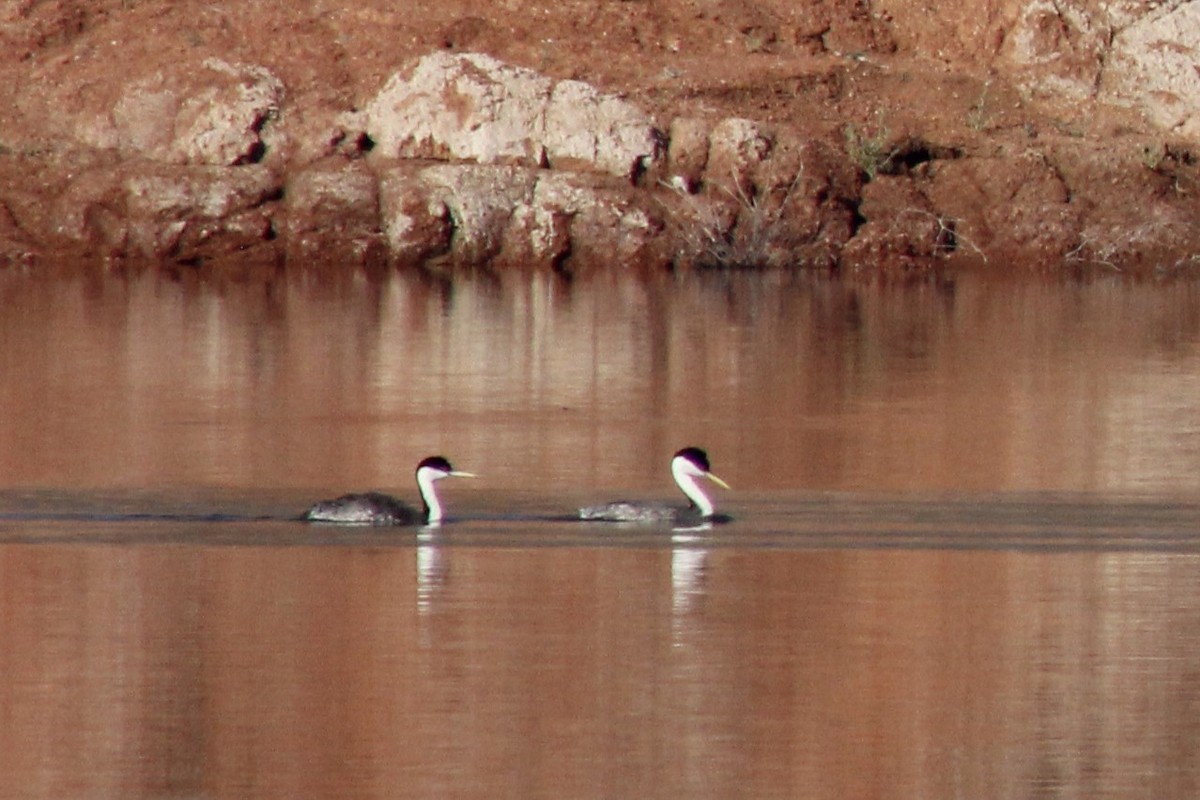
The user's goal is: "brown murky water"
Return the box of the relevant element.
[2,266,1200,798]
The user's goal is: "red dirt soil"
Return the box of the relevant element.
[2,0,1199,276]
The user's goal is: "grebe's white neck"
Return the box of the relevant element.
[416,466,446,523]
[672,456,716,517]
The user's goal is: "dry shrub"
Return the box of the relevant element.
[663,171,814,269]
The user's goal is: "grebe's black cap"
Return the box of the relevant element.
[416,455,455,473]
[673,446,712,472]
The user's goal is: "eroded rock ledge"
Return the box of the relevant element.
[5,0,1200,276]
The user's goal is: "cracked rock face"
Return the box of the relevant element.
[77,58,284,166]
[1106,3,1200,138]
[363,51,662,181]
[377,163,665,271]
[1000,1,1200,138]
[48,162,280,264]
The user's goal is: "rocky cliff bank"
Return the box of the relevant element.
[3,0,1200,276]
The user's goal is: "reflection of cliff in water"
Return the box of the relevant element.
[1,267,1199,496]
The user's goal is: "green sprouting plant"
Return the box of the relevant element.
[843,121,896,180]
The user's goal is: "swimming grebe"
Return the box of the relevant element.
[579,447,731,523]
[304,455,475,525]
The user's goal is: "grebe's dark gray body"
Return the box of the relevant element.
[304,455,475,526]
[579,447,731,523]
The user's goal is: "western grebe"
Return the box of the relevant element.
[304,455,475,525]
[579,446,731,523]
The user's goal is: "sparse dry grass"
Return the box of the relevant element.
[893,208,988,262]
[843,121,896,179]
[662,171,806,269]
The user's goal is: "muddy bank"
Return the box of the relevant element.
[3,1,1200,276]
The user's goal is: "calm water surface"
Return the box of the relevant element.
[2,266,1200,798]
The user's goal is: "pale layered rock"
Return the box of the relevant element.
[285,162,378,222]
[1001,0,1108,101]
[377,163,663,268]
[76,58,283,166]
[363,52,661,180]
[55,163,280,259]
[124,165,278,218]
[518,172,664,269]
[665,117,711,193]
[1106,4,1200,138]
[543,79,663,179]
[1001,0,1200,139]
[420,164,540,264]
[379,165,537,266]
[378,167,454,265]
[123,164,279,257]
[284,160,383,264]
[706,118,773,194]
[366,52,551,166]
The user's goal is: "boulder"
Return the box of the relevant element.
[379,164,538,266]
[420,164,540,264]
[283,160,383,265]
[77,58,284,166]
[518,171,665,270]
[543,79,664,179]
[1106,4,1200,138]
[665,117,711,193]
[706,118,773,195]
[377,162,663,269]
[378,167,454,266]
[55,163,281,260]
[364,52,661,181]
